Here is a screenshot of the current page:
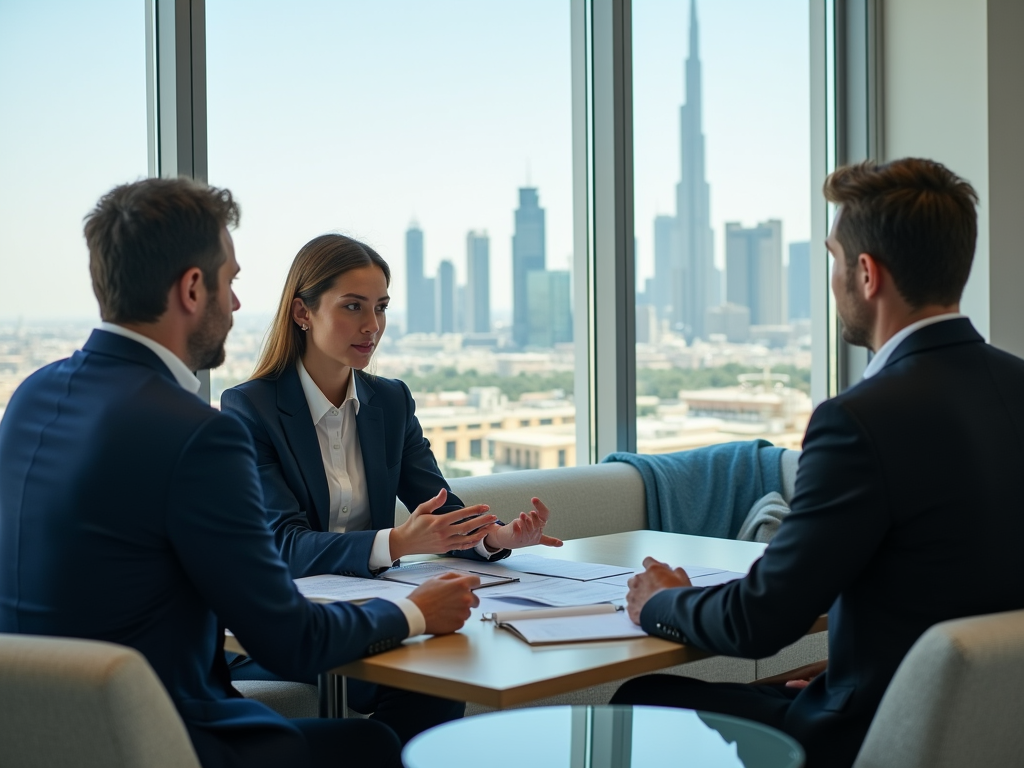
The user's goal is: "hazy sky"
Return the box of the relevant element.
[0,0,808,323]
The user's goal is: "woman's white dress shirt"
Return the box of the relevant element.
[297,359,497,569]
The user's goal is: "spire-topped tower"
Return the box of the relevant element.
[671,0,716,340]
[689,0,700,64]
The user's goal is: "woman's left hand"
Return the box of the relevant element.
[483,497,563,551]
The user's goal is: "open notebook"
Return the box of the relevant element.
[486,604,648,645]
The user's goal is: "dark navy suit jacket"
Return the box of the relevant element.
[642,319,1024,767]
[222,365,508,579]
[0,331,410,767]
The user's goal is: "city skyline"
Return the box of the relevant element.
[0,0,826,478]
[404,186,575,350]
[2,1,810,323]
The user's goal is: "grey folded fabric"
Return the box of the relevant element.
[736,491,791,543]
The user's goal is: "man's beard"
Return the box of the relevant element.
[838,269,873,348]
[187,295,232,371]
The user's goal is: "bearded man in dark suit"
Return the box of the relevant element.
[0,177,480,768]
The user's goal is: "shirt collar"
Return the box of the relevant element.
[296,358,360,423]
[98,322,202,394]
[862,313,965,379]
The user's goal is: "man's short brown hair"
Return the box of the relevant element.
[823,158,978,308]
[84,177,240,323]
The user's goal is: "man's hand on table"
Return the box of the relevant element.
[626,556,693,625]
[407,572,481,635]
[482,497,564,551]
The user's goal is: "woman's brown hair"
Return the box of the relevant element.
[250,234,391,380]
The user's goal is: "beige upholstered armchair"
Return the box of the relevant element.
[854,608,1024,768]
[0,634,200,768]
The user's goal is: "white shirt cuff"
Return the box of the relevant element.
[368,528,395,571]
[475,538,505,560]
[392,597,426,637]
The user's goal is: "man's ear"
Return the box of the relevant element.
[858,253,884,300]
[175,267,205,316]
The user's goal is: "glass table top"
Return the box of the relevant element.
[403,705,805,768]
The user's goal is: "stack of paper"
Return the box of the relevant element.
[486,554,633,581]
[480,577,627,607]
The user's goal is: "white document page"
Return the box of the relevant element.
[499,611,648,645]
[294,574,415,604]
[482,576,627,607]
[462,553,632,581]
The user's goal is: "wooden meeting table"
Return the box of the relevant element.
[225,530,827,713]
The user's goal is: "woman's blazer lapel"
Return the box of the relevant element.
[354,374,393,530]
[276,367,332,531]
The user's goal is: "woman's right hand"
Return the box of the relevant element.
[389,488,497,560]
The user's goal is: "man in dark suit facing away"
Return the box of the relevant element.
[0,177,481,768]
[612,158,1024,767]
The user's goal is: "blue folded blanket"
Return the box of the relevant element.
[603,440,786,539]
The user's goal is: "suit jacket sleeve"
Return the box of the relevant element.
[641,396,891,658]
[164,411,408,680]
[392,379,511,563]
[221,388,378,579]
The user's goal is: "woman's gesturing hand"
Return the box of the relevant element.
[389,488,497,560]
[482,497,563,551]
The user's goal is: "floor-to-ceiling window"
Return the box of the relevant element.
[207,0,575,477]
[631,0,813,452]
[0,0,836,460]
[0,1,148,422]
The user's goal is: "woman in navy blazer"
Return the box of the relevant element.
[222,234,560,742]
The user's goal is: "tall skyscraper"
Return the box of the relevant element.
[455,284,467,333]
[788,241,811,320]
[725,219,785,325]
[673,0,716,340]
[512,187,546,348]
[422,277,436,334]
[465,230,491,333]
[405,223,434,334]
[527,270,572,348]
[435,260,455,334]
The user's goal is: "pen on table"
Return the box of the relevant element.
[482,604,624,622]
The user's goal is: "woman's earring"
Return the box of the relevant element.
[300,324,308,331]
